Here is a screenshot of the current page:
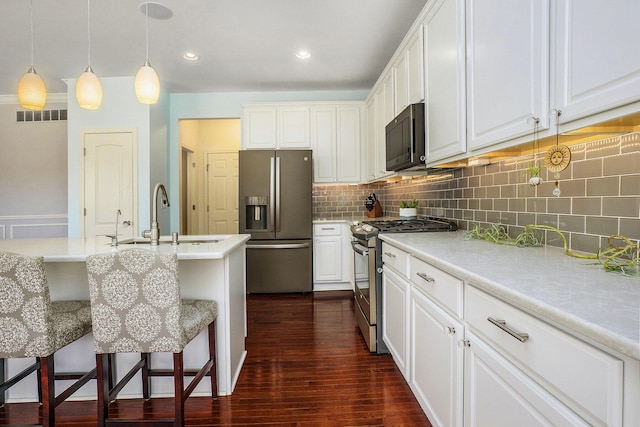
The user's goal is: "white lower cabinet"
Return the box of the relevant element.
[410,286,464,427]
[464,330,590,427]
[380,240,631,427]
[312,222,352,291]
[382,267,410,379]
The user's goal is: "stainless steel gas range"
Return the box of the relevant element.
[350,218,457,353]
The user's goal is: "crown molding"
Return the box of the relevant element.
[0,93,67,105]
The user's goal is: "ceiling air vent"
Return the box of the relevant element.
[16,109,67,123]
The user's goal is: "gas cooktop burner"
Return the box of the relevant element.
[363,217,457,233]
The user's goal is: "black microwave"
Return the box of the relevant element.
[385,102,425,171]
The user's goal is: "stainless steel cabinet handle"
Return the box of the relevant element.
[416,272,435,283]
[122,220,132,226]
[488,317,529,343]
[321,227,335,230]
[444,326,456,335]
[384,252,396,258]
[351,241,368,256]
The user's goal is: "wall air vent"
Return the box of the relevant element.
[16,109,67,123]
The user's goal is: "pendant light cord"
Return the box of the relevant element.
[87,0,91,67]
[29,0,34,66]
[145,1,149,62]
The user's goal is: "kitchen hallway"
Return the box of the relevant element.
[0,291,431,426]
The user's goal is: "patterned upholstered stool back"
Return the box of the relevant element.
[86,249,186,354]
[0,252,56,358]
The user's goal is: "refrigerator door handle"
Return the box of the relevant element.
[246,242,311,250]
[269,156,276,232]
[275,156,281,232]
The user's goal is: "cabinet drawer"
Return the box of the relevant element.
[381,243,410,278]
[465,285,623,427]
[313,223,342,236]
[410,256,463,318]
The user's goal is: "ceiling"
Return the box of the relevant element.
[2,0,428,96]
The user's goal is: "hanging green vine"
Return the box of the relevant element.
[464,223,639,278]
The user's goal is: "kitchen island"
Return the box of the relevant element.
[0,234,250,402]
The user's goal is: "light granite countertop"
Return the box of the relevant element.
[0,234,251,262]
[379,231,640,360]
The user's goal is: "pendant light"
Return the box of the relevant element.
[17,0,47,111]
[76,0,102,110]
[134,1,160,104]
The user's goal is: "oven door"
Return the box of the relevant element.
[351,240,376,325]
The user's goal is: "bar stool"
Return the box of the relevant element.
[0,251,95,427]
[86,249,217,427]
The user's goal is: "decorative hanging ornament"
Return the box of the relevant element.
[545,110,571,197]
[544,110,571,173]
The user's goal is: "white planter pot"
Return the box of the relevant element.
[399,208,417,219]
[529,176,542,186]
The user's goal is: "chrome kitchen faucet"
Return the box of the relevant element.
[142,183,170,246]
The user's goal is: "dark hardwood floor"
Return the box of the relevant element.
[1,291,431,426]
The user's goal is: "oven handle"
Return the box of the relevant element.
[351,241,369,256]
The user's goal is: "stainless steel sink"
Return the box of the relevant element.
[116,237,221,245]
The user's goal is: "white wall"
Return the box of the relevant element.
[66,76,152,237]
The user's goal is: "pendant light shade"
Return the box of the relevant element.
[135,61,160,104]
[76,0,102,110]
[18,0,46,110]
[18,66,47,110]
[76,66,103,109]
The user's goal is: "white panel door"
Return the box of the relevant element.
[206,152,239,234]
[83,130,136,241]
[382,268,410,379]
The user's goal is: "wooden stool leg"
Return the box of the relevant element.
[0,358,5,407]
[208,321,217,398]
[173,352,185,427]
[39,356,55,427]
[142,352,151,400]
[96,354,110,427]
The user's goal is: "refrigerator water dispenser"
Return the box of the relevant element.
[245,196,267,230]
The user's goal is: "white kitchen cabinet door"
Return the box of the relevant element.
[376,71,395,178]
[382,267,410,379]
[313,236,343,283]
[464,331,590,427]
[410,286,464,427]
[243,107,277,149]
[336,106,361,183]
[310,106,337,183]
[552,0,640,124]
[365,97,378,182]
[277,107,310,149]
[406,29,425,105]
[424,0,467,164]
[393,52,408,114]
[466,0,550,151]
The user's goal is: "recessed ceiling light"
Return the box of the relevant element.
[183,52,200,61]
[296,50,311,59]
[139,2,173,20]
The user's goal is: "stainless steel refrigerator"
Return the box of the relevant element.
[239,149,313,293]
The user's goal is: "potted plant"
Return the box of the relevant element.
[399,199,418,219]
[526,164,542,186]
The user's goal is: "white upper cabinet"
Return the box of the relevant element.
[424,0,467,165]
[395,29,425,114]
[365,71,395,182]
[310,104,362,183]
[365,97,378,182]
[466,0,550,151]
[242,105,310,150]
[552,0,640,124]
[242,107,277,149]
[406,30,425,105]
